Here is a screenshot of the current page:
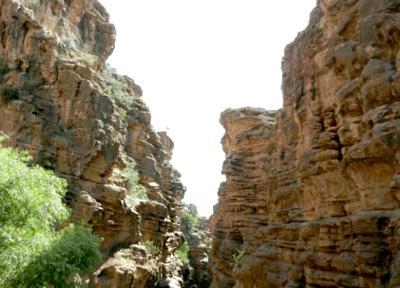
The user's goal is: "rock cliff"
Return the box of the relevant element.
[210,0,400,287]
[0,0,185,287]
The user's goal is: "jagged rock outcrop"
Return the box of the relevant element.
[0,0,185,287]
[210,1,400,287]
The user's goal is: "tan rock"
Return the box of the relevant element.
[210,1,400,287]
[0,0,185,286]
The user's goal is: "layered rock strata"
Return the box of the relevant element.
[210,1,400,287]
[0,0,184,287]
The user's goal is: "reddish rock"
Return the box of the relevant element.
[210,1,400,287]
[0,0,185,287]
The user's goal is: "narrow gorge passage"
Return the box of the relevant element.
[2,0,400,288]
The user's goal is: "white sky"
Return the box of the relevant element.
[99,0,316,216]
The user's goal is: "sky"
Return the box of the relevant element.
[99,0,316,216]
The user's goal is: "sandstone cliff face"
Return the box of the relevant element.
[210,1,400,287]
[0,0,185,287]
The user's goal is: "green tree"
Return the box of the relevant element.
[181,203,199,227]
[122,159,148,207]
[0,135,101,287]
[185,203,198,217]
[181,210,198,226]
[177,241,190,265]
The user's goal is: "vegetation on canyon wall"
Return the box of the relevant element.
[103,64,142,119]
[0,0,186,285]
[119,159,149,206]
[180,204,212,288]
[180,204,199,267]
[0,136,101,287]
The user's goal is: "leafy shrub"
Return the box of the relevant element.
[103,65,134,118]
[232,248,246,270]
[181,210,198,226]
[177,241,190,265]
[2,88,19,103]
[22,0,41,6]
[76,51,98,65]
[10,225,101,288]
[143,240,161,257]
[122,160,148,207]
[180,203,199,241]
[0,136,101,287]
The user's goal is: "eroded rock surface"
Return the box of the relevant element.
[210,1,400,287]
[0,0,184,287]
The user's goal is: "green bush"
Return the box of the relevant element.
[77,51,98,65]
[232,248,246,270]
[143,240,161,257]
[181,210,198,226]
[2,88,19,103]
[177,241,190,265]
[10,225,101,288]
[103,65,134,118]
[22,0,41,6]
[122,160,148,207]
[0,135,101,287]
[180,204,199,240]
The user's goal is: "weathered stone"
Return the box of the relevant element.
[210,1,400,287]
[0,0,185,287]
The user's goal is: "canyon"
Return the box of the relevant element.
[2,0,400,287]
[210,0,400,287]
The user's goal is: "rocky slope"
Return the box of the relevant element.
[210,0,400,287]
[0,0,185,287]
